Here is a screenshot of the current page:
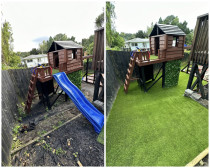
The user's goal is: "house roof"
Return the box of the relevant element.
[48,41,83,52]
[125,38,149,43]
[150,24,186,36]
[23,54,47,60]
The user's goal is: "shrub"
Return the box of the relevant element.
[164,60,181,88]
[67,70,82,90]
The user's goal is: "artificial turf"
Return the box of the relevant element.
[106,72,208,166]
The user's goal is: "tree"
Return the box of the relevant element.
[112,32,125,48]
[158,15,193,45]
[30,48,40,55]
[146,22,154,37]
[1,21,21,67]
[68,36,76,42]
[120,32,135,41]
[95,12,104,28]
[135,30,147,38]
[53,33,68,41]
[82,35,94,54]
[39,40,48,54]
[106,2,116,47]
[1,21,13,64]
[46,36,54,51]
[87,42,94,55]
[158,17,163,24]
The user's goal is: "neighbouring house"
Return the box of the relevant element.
[125,38,150,51]
[23,54,48,68]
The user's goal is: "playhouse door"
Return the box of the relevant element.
[155,37,160,56]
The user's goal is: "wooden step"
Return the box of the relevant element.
[130,58,134,62]
[29,86,33,91]
[129,63,133,68]
[31,74,36,78]
[124,84,128,93]
[27,93,32,99]
[127,69,131,74]
[30,80,34,85]
[126,74,130,80]
[125,79,129,86]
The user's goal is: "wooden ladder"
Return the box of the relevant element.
[124,52,137,93]
[25,69,38,113]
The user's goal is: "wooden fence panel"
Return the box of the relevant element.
[1,69,32,166]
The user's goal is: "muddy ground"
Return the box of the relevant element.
[11,82,104,166]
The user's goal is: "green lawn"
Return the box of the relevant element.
[150,55,158,60]
[106,72,208,166]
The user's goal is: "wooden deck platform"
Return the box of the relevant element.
[136,56,184,67]
[82,74,103,86]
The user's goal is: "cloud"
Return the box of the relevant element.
[32,36,49,43]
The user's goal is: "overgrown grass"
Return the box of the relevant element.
[150,55,158,60]
[52,68,59,75]
[2,64,26,70]
[106,72,208,166]
[97,126,104,145]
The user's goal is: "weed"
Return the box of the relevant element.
[13,125,21,135]
[12,139,21,150]
[42,142,52,151]
[55,148,66,155]
[53,121,63,130]
[24,151,30,157]
[73,152,78,158]
[18,117,22,122]
[17,103,27,118]
[58,121,63,126]
[44,114,48,120]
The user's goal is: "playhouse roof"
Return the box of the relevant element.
[23,54,47,60]
[149,24,186,36]
[125,38,149,43]
[48,41,83,52]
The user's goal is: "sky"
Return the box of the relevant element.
[114,0,209,34]
[1,0,104,52]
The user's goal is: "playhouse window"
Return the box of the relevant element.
[72,50,77,59]
[172,36,179,47]
[27,59,33,63]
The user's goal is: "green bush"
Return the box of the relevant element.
[67,70,82,90]
[164,60,181,88]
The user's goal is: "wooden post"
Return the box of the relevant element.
[140,66,147,92]
[93,71,101,101]
[187,63,197,89]
[86,58,89,82]
[149,37,152,54]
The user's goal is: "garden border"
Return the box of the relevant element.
[185,147,208,167]
[11,113,82,155]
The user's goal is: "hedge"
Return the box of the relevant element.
[164,60,181,88]
[67,70,82,90]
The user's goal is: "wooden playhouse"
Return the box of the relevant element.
[47,41,83,73]
[124,24,186,93]
[150,24,186,60]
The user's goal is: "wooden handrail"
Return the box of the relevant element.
[83,55,93,60]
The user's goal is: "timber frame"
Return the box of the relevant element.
[92,28,104,102]
[186,14,208,100]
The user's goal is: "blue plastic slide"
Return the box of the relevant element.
[53,72,104,133]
